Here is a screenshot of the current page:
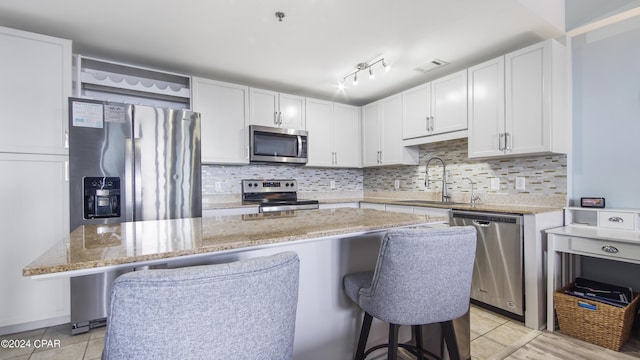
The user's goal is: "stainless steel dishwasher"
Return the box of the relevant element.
[450,210,524,320]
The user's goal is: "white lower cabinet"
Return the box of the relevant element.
[0,154,70,332]
[192,77,249,164]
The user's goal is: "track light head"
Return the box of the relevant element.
[369,67,375,79]
[352,72,358,85]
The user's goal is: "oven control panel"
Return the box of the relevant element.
[242,179,298,193]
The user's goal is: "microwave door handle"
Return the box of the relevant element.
[297,135,303,157]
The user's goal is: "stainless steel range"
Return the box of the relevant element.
[242,179,319,212]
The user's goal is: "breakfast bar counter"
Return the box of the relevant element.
[23,208,452,360]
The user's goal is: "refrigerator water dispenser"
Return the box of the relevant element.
[83,177,121,219]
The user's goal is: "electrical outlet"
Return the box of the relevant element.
[330,180,336,190]
[214,182,222,192]
[394,180,400,189]
[490,178,500,190]
[515,177,526,191]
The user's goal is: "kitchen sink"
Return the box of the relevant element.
[396,200,468,206]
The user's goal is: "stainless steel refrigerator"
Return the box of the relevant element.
[68,98,201,334]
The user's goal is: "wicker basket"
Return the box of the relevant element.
[554,283,639,351]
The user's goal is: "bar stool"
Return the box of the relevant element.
[343,227,476,360]
[102,252,300,360]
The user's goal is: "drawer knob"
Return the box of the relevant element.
[608,216,624,223]
[601,245,619,254]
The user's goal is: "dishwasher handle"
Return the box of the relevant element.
[472,220,492,227]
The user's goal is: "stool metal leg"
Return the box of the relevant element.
[442,320,460,360]
[355,312,373,360]
[388,324,399,360]
[413,325,424,360]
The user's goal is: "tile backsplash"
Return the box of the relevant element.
[202,138,567,206]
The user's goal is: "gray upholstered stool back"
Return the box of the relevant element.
[353,226,476,325]
[102,251,300,360]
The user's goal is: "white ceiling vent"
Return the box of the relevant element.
[415,59,449,73]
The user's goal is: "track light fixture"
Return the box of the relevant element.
[341,58,390,87]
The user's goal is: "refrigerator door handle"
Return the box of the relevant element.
[124,138,135,222]
[132,138,143,221]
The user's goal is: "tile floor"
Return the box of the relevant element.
[469,305,538,360]
[0,305,607,360]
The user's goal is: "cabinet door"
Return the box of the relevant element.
[361,102,381,167]
[192,78,249,164]
[332,103,361,168]
[379,95,403,164]
[505,41,550,155]
[0,153,70,327]
[0,26,71,155]
[431,69,468,134]
[468,57,506,158]
[249,88,279,127]
[279,93,306,129]
[305,98,334,167]
[402,83,431,139]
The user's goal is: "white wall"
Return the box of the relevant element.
[571,14,640,208]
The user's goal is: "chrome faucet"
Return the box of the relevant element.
[425,156,449,202]
[462,177,480,206]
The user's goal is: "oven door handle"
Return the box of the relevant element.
[297,135,303,158]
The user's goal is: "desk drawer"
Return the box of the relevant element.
[598,211,635,231]
[569,237,640,262]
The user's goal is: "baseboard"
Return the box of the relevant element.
[0,315,70,336]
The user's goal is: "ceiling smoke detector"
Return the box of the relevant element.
[415,59,449,73]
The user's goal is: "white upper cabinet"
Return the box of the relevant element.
[249,88,305,129]
[362,94,419,167]
[306,99,360,168]
[468,39,568,158]
[0,26,71,155]
[192,77,249,164]
[332,103,361,168]
[402,69,467,142]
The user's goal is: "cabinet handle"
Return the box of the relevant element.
[601,245,619,254]
[274,111,278,125]
[426,117,429,131]
[608,217,624,223]
[499,133,505,151]
[64,161,69,182]
[505,132,512,150]
[334,152,338,165]
[279,112,283,125]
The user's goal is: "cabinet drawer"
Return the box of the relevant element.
[598,211,635,231]
[569,237,640,262]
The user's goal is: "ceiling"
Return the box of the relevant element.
[0,0,565,106]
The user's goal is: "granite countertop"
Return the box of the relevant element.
[205,197,563,215]
[24,208,442,277]
[361,198,563,215]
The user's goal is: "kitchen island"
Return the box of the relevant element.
[24,208,446,360]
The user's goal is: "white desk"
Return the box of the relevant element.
[546,224,640,331]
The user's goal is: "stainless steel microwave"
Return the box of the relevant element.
[249,125,308,164]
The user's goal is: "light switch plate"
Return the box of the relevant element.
[515,177,526,191]
[490,178,500,190]
[394,180,400,189]
[330,180,336,190]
